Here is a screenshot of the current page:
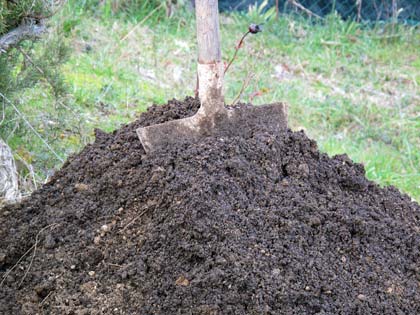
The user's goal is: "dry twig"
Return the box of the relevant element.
[120,2,165,42]
[287,0,323,19]
[120,208,151,232]
[18,223,60,287]
[232,73,255,105]
[0,223,60,288]
[0,246,34,287]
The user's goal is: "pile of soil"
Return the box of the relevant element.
[1,97,419,315]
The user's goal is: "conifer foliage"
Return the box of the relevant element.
[0,0,67,96]
[0,1,68,196]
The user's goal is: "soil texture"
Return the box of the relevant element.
[1,97,419,315]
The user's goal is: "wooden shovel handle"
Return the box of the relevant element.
[195,0,221,64]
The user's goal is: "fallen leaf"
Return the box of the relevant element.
[175,275,189,286]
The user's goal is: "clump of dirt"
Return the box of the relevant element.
[1,97,419,315]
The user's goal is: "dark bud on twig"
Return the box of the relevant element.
[248,24,263,34]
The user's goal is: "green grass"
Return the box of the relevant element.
[1,1,419,201]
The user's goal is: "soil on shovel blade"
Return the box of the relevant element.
[1,97,419,315]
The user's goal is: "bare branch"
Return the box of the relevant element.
[287,0,323,19]
[0,20,47,54]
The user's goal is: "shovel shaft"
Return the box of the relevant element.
[195,0,225,115]
[195,0,221,64]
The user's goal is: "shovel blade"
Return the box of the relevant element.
[137,102,288,153]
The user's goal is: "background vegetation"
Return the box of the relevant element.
[0,0,419,201]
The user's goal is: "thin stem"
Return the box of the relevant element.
[232,72,254,105]
[224,31,250,75]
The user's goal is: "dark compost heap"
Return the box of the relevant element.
[1,97,419,315]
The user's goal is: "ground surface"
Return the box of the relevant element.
[1,98,419,314]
